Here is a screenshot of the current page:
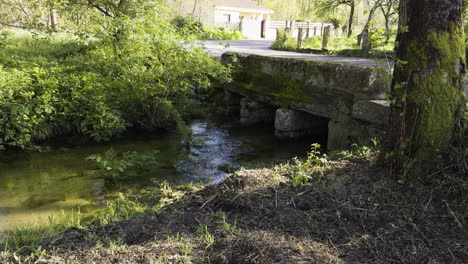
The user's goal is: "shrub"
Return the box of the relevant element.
[0,8,231,149]
[271,29,296,51]
[198,28,244,40]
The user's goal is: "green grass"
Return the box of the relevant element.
[271,34,396,58]
[1,210,82,256]
[0,181,195,256]
[0,31,95,65]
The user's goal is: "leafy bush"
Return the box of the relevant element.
[271,29,296,51]
[0,36,126,148]
[198,28,244,40]
[0,4,231,149]
[172,16,203,35]
[83,193,146,226]
[291,144,329,186]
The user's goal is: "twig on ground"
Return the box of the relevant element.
[443,200,463,229]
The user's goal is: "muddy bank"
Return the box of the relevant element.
[1,153,466,264]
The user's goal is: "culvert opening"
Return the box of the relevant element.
[274,108,329,148]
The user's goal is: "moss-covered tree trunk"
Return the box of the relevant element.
[385,0,466,179]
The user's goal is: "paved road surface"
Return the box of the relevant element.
[202,40,385,66]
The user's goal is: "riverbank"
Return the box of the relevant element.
[1,147,466,263]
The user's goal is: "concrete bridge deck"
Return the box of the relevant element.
[203,40,386,67]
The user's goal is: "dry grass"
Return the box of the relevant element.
[1,155,466,264]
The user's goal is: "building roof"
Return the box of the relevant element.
[213,0,274,14]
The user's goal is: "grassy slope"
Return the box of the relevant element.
[1,150,466,264]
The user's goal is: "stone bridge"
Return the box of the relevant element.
[221,52,391,150]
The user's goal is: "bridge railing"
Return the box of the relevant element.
[264,20,334,40]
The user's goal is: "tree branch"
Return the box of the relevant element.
[88,0,114,17]
[0,21,25,29]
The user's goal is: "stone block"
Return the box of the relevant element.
[352,100,390,125]
[224,90,242,115]
[275,108,328,138]
[240,98,275,126]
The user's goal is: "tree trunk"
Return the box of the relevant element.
[347,1,355,37]
[360,0,381,52]
[384,13,390,43]
[384,0,466,179]
[191,0,198,19]
[49,8,57,31]
[380,5,394,44]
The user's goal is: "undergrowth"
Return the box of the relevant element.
[1,143,466,263]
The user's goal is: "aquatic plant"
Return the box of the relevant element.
[87,149,159,180]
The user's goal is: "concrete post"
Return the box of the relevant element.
[261,20,266,38]
[321,26,331,50]
[290,21,295,37]
[297,27,304,49]
[361,27,371,55]
[306,22,310,39]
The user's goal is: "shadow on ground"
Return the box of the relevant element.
[28,156,465,264]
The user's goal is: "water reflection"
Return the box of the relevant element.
[0,120,325,231]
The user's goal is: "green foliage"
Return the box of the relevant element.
[171,15,244,40]
[0,2,231,150]
[292,143,329,186]
[326,17,341,29]
[271,34,395,57]
[198,28,244,40]
[0,35,126,148]
[197,224,215,248]
[172,16,204,35]
[87,149,159,180]
[329,140,380,161]
[215,211,238,235]
[83,193,146,226]
[271,29,297,51]
[2,210,81,255]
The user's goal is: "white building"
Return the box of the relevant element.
[168,0,274,39]
[212,0,274,39]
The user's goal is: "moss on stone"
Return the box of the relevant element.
[236,69,313,107]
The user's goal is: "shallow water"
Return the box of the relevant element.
[0,120,325,231]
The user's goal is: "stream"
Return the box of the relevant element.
[0,120,325,231]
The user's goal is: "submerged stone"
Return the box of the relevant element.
[22,193,66,209]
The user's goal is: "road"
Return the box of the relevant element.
[202,40,386,66]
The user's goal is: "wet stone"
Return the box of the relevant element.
[22,193,66,209]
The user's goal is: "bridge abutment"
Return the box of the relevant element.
[240,98,276,126]
[274,108,328,139]
[224,90,242,115]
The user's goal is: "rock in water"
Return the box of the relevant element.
[22,193,66,208]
